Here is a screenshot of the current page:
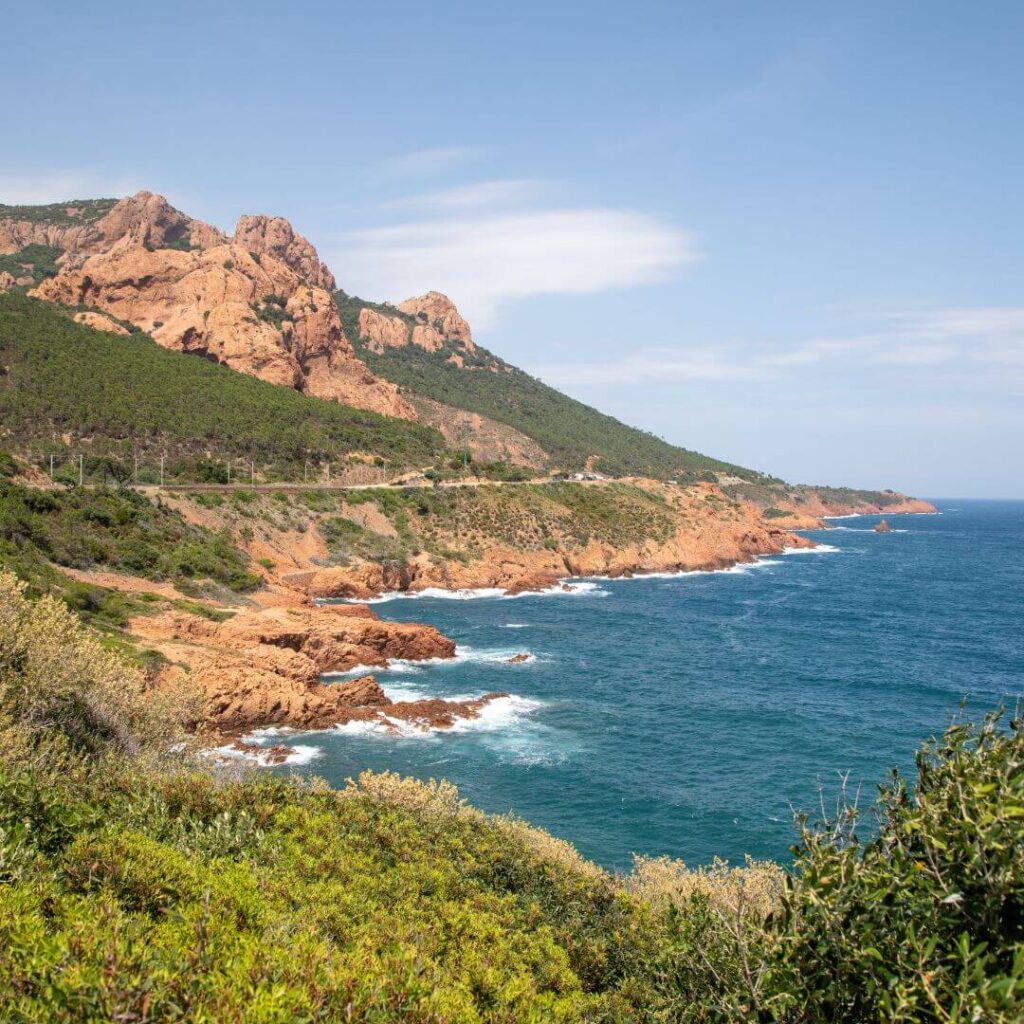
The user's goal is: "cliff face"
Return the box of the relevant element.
[26,193,414,419]
[409,394,548,467]
[357,290,477,362]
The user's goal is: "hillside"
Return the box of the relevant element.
[0,292,448,480]
[335,289,763,481]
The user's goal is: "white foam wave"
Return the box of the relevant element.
[212,742,323,767]
[501,623,529,629]
[575,559,783,584]
[504,580,609,599]
[333,694,544,740]
[323,646,537,685]
[381,682,431,702]
[355,586,507,604]
[452,645,538,666]
[322,662,388,679]
[783,544,840,555]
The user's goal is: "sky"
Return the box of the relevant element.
[2,1,1022,497]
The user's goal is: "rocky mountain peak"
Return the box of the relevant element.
[397,291,475,352]
[234,214,336,291]
[69,191,226,261]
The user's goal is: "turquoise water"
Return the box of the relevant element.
[260,501,1023,870]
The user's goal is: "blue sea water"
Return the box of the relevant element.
[259,500,1023,871]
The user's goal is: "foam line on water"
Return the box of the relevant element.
[212,743,324,767]
[323,647,539,691]
[503,581,609,599]
[332,694,544,740]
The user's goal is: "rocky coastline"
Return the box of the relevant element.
[128,599,512,753]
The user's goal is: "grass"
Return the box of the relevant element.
[0,244,61,286]
[344,482,680,556]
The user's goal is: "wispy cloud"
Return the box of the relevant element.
[0,170,140,205]
[379,146,486,177]
[531,307,1024,389]
[382,178,546,212]
[534,347,758,386]
[331,204,697,328]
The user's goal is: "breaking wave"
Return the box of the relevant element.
[212,742,324,767]
[332,694,545,740]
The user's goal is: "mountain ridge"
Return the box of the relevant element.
[1,190,932,510]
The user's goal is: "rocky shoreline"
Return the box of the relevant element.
[131,600,516,750]
[71,482,936,763]
[295,482,819,602]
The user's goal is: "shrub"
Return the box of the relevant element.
[757,711,1024,1022]
[0,572,196,760]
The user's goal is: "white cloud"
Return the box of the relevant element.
[379,146,486,177]
[330,206,698,328]
[883,307,1024,340]
[873,344,957,365]
[0,170,140,205]
[530,306,1024,390]
[534,346,759,387]
[382,178,546,212]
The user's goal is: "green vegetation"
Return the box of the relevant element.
[339,289,762,479]
[0,293,448,478]
[0,477,260,600]
[341,482,680,560]
[1,572,1022,1021]
[0,198,117,226]
[0,244,61,286]
[254,293,289,327]
[723,478,907,512]
[761,710,1024,1020]
[334,289,415,343]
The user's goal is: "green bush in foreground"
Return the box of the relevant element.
[761,711,1024,1021]
[0,569,1021,1021]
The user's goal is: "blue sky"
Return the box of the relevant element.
[3,1,1022,496]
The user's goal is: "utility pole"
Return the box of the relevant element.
[79,454,83,487]
[250,460,255,486]
[303,461,307,484]
[160,455,165,487]
[49,454,54,481]
[227,461,231,484]
[133,452,138,484]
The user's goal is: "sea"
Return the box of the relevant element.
[251,500,1024,871]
